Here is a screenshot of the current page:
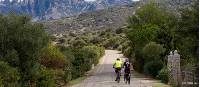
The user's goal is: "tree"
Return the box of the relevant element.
[0,61,20,87]
[126,3,177,73]
[142,42,166,62]
[0,14,49,85]
[174,0,199,65]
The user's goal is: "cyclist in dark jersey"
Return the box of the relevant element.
[123,58,131,82]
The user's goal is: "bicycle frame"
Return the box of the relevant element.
[116,70,121,83]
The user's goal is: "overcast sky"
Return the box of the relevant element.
[85,0,140,2]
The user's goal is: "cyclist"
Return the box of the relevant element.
[123,58,131,83]
[113,58,123,81]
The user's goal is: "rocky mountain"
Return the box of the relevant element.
[44,2,141,34]
[43,0,194,34]
[141,0,193,10]
[0,0,134,20]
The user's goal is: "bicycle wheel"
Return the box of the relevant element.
[128,74,130,84]
[117,72,120,83]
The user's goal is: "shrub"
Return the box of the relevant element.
[143,60,163,77]
[71,50,88,78]
[0,15,49,85]
[63,67,73,82]
[0,61,20,87]
[142,42,165,62]
[82,46,105,65]
[40,45,66,69]
[117,45,123,51]
[36,67,55,87]
[3,49,19,66]
[121,41,130,53]
[57,46,74,82]
[72,39,87,48]
[68,46,105,79]
[123,47,133,57]
[157,67,168,83]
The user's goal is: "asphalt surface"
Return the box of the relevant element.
[72,50,160,87]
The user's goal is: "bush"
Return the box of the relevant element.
[121,41,130,53]
[40,45,66,69]
[123,47,133,57]
[68,46,105,79]
[0,15,49,85]
[36,67,55,87]
[143,60,163,77]
[3,49,19,66]
[71,50,88,78]
[142,42,165,62]
[0,61,20,87]
[72,39,87,48]
[57,46,74,82]
[157,67,168,83]
[117,45,123,51]
[82,46,105,65]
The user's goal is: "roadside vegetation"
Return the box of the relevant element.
[0,0,198,86]
[0,14,105,86]
[125,0,198,83]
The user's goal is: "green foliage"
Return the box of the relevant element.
[0,61,20,87]
[36,67,55,87]
[123,47,133,57]
[125,1,198,80]
[56,46,74,82]
[157,67,169,83]
[0,14,49,85]
[82,46,105,65]
[127,24,160,49]
[142,42,166,61]
[71,49,89,78]
[71,46,105,79]
[174,0,199,65]
[3,49,19,66]
[40,45,66,69]
[0,14,107,86]
[72,39,87,48]
[143,60,163,77]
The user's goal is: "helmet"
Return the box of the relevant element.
[125,58,129,62]
[117,58,120,60]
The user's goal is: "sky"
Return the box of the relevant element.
[85,0,140,2]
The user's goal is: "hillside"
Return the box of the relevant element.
[44,0,193,34]
[0,0,133,20]
[44,3,140,34]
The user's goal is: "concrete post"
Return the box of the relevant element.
[173,50,182,86]
[92,64,95,69]
[168,51,173,84]
[167,50,182,86]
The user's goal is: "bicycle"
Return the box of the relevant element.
[116,69,121,83]
[124,72,130,84]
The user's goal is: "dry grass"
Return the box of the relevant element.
[153,83,171,87]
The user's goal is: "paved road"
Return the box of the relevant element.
[72,50,160,87]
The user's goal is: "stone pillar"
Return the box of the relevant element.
[168,51,173,84]
[167,50,182,87]
[173,50,182,86]
[92,64,95,69]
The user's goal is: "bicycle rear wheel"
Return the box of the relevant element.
[117,71,120,83]
[127,74,130,84]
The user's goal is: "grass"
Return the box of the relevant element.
[68,76,86,86]
[153,83,171,87]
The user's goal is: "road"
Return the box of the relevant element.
[72,50,161,87]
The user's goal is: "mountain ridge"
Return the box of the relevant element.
[0,0,134,20]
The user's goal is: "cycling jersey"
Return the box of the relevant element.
[114,60,123,68]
